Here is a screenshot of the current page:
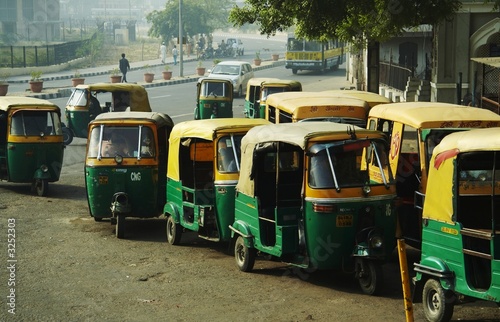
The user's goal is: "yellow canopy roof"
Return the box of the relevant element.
[75,83,152,112]
[368,102,500,128]
[322,90,391,107]
[471,57,500,68]
[167,118,270,181]
[0,96,60,113]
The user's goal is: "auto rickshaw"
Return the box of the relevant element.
[244,78,302,118]
[230,122,397,295]
[63,83,152,145]
[265,91,370,126]
[195,77,233,119]
[413,128,500,322]
[367,102,500,249]
[322,89,391,108]
[164,118,270,245]
[85,111,174,238]
[0,97,64,196]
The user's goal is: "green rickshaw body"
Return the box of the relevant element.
[232,122,397,294]
[85,112,173,228]
[0,97,64,196]
[244,78,302,119]
[414,128,500,320]
[64,83,152,143]
[164,118,270,244]
[195,78,233,119]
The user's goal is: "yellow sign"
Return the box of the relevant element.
[336,214,353,227]
[440,227,458,235]
[98,176,108,185]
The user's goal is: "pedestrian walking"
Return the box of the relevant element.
[160,42,167,63]
[119,53,130,83]
[172,45,178,65]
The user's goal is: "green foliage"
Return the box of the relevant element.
[146,0,232,40]
[30,70,43,81]
[229,0,468,47]
[254,51,260,60]
[0,70,10,84]
[76,32,105,66]
[110,68,120,76]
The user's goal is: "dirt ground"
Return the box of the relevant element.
[1,148,500,321]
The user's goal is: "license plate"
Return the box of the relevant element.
[336,214,353,227]
[98,176,108,184]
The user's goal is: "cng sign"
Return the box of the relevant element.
[131,172,141,181]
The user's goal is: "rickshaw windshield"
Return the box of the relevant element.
[261,87,286,101]
[88,125,155,159]
[308,139,390,189]
[10,110,62,136]
[201,82,230,98]
[66,88,88,106]
[217,134,244,173]
[422,129,467,169]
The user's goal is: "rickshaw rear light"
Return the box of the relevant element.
[40,165,48,173]
[312,203,336,213]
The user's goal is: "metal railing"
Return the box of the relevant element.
[379,61,412,91]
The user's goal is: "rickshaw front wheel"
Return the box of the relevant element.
[356,259,383,296]
[115,214,126,239]
[166,216,182,245]
[34,179,48,197]
[234,236,255,272]
[62,127,73,146]
[422,278,454,322]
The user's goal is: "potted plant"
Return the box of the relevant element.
[196,60,206,76]
[162,65,172,80]
[271,52,279,61]
[71,70,85,87]
[143,64,155,83]
[110,68,121,83]
[29,70,43,93]
[212,59,222,67]
[254,51,262,66]
[0,71,10,96]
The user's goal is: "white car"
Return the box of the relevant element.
[207,61,254,97]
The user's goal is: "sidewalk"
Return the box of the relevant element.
[4,56,286,100]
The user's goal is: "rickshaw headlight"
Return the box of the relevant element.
[369,235,383,249]
[115,155,123,164]
[40,165,48,173]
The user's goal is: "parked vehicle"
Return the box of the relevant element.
[0,97,64,196]
[195,77,233,119]
[367,102,500,248]
[207,61,254,97]
[164,118,270,245]
[226,38,244,56]
[413,127,500,322]
[230,122,397,295]
[244,78,302,119]
[85,112,174,238]
[63,83,152,145]
[265,91,369,126]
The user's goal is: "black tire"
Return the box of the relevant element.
[234,236,255,272]
[94,217,103,222]
[422,278,454,322]
[357,259,383,295]
[62,126,73,146]
[35,179,48,197]
[115,214,125,239]
[166,216,182,245]
[292,69,297,75]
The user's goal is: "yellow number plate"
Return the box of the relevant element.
[336,215,353,227]
[98,176,108,184]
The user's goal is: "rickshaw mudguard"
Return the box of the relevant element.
[163,202,181,223]
[33,168,52,180]
[229,220,254,246]
[414,256,454,287]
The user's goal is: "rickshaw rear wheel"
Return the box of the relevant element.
[234,236,255,272]
[422,278,454,322]
[34,179,48,197]
[166,216,182,245]
[357,259,383,295]
[62,127,73,146]
[115,214,125,239]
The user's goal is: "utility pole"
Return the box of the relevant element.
[179,0,183,77]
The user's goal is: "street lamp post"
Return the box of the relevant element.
[179,0,183,77]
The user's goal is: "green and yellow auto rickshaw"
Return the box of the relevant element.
[64,83,152,145]
[85,111,174,238]
[244,78,302,119]
[163,118,270,245]
[413,128,500,322]
[231,122,397,295]
[195,77,233,119]
[0,97,64,196]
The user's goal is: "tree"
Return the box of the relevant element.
[147,0,234,41]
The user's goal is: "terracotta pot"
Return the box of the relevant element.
[162,71,172,80]
[272,54,279,61]
[71,78,85,87]
[144,73,155,83]
[0,84,8,96]
[110,75,121,83]
[196,67,206,76]
[29,81,43,93]
[254,59,262,66]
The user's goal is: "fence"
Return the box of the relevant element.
[0,39,90,68]
[379,61,412,92]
